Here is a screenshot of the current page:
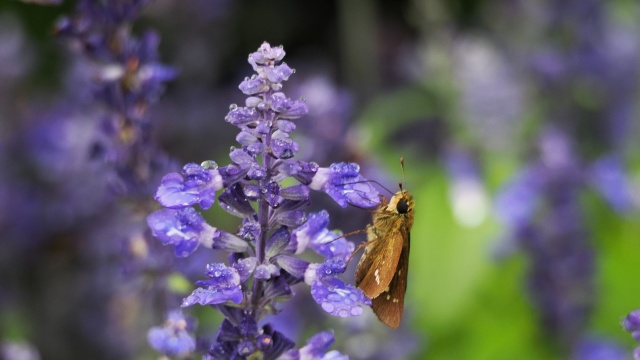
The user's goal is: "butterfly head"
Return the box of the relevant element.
[389,183,414,215]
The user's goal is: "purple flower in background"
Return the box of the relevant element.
[280,331,348,360]
[495,129,596,349]
[572,337,628,360]
[623,310,640,360]
[55,0,178,193]
[147,310,197,357]
[147,42,379,358]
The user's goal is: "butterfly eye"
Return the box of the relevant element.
[396,199,409,214]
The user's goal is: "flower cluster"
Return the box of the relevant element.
[55,0,178,193]
[147,42,379,358]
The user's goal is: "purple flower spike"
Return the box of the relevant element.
[182,263,243,307]
[147,310,196,357]
[155,163,223,210]
[147,207,215,257]
[309,162,380,208]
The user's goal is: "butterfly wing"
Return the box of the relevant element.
[354,226,404,299]
[370,231,409,329]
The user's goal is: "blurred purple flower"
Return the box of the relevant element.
[147,310,197,357]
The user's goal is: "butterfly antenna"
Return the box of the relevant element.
[399,157,407,195]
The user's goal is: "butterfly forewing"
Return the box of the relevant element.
[371,232,409,329]
[355,226,404,299]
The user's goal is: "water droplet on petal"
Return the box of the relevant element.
[321,302,335,313]
[338,309,348,317]
[229,103,238,110]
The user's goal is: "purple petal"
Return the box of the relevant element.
[278,160,319,185]
[312,238,355,262]
[229,148,256,166]
[147,208,212,258]
[202,263,241,286]
[274,210,306,228]
[309,277,371,317]
[266,226,291,257]
[267,63,293,83]
[233,257,258,282]
[239,76,269,95]
[155,163,223,210]
[218,184,256,218]
[299,331,334,358]
[309,163,380,208]
[276,255,310,279]
[155,172,200,208]
[181,286,243,307]
[271,132,299,159]
[290,211,330,253]
[208,230,249,253]
[226,106,260,126]
[275,120,296,133]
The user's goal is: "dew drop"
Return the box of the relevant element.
[338,309,348,317]
[229,103,238,110]
[350,307,362,316]
[321,302,335,313]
